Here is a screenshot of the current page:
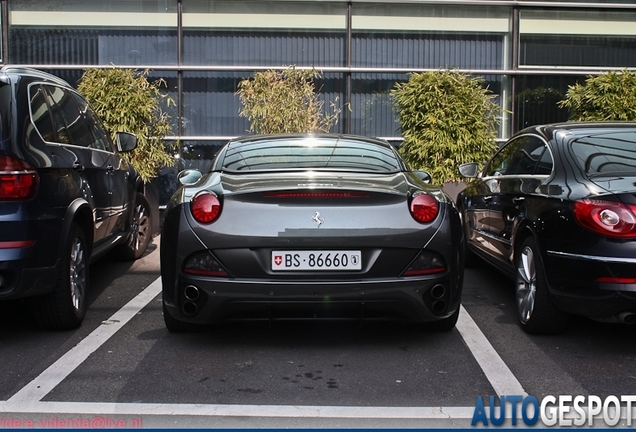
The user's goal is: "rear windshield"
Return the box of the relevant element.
[221,137,402,173]
[570,131,636,177]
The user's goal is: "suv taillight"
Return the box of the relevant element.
[0,155,39,200]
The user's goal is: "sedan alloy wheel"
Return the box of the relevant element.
[514,237,568,335]
[516,244,536,324]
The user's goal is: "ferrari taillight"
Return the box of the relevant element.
[573,199,636,238]
[183,251,229,277]
[190,192,221,224]
[409,193,439,223]
[0,155,38,200]
[402,251,446,276]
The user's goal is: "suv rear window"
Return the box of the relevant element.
[29,84,113,152]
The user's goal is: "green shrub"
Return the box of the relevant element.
[237,66,341,134]
[391,70,500,184]
[558,70,636,121]
[77,67,175,182]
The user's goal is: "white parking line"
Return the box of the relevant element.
[457,305,527,397]
[1,277,523,421]
[2,400,474,419]
[4,278,162,409]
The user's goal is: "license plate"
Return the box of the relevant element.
[271,250,362,271]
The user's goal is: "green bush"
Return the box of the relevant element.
[77,67,175,183]
[391,70,500,184]
[237,66,341,134]
[558,70,636,121]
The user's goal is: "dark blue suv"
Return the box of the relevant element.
[0,67,152,329]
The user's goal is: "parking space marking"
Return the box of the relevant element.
[1,400,474,419]
[4,278,162,408]
[456,305,527,396]
[2,278,523,421]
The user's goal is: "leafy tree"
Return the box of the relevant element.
[391,70,500,184]
[236,66,341,134]
[77,67,175,182]
[558,70,636,121]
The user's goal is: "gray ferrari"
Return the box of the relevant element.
[160,134,464,331]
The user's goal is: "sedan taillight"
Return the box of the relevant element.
[410,193,439,223]
[0,155,38,200]
[573,199,636,238]
[190,192,221,224]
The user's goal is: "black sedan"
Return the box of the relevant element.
[161,134,464,332]
[458,122,636,334]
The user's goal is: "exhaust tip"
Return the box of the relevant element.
[430,284,446,300]
[619,311,636,325]
[184,285,200,301]
[432,299,447,314]
[183,301,198,316]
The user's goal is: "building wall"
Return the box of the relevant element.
[3,0,636,201]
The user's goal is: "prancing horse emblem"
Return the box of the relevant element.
[311,211,324,228]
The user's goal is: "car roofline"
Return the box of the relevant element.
[0,66,72,88]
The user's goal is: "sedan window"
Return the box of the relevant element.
[484,138,523,177]
[571,131,636,176]
[484,136,551,177]
[506,136,551,175]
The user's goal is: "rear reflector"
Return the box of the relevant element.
[0,240,35,249]
[596,276,636,284]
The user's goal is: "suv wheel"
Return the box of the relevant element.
[117,193,152,261]
[32,223,88,330]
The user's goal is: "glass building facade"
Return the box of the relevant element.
[3,0,636,201]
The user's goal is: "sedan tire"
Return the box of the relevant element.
[515,237,568,335]
[32,223,88,330]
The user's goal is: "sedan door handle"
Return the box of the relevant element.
[72,163,85,171]
[513,197,525,204]
[483,196,492,202]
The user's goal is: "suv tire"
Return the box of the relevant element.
[32,223,88,330]
[115,193,152,261]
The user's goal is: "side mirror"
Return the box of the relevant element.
[458,163,479,178]
[116,132,138,153]
[412,171,432,184]
[177,169,203,186]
